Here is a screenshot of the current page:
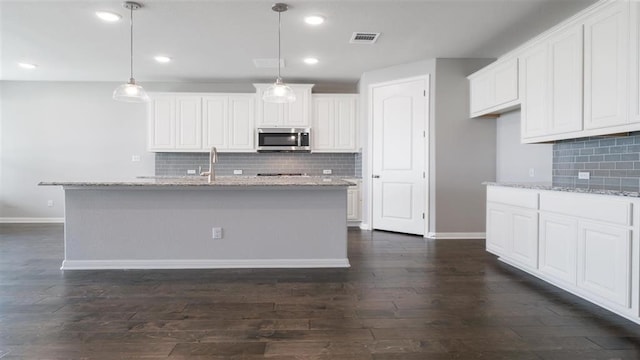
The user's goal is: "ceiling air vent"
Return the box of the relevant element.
[350,32,380,44]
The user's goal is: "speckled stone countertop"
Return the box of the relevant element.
[39,176,354,188]
[484,182,640,198]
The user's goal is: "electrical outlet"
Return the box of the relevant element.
[186,169,196,175]
[578,171,590,180]
[323,169,332,175]
[233,170,243,175]
[47,200,54,207]
[131,155,141,162]
[212,227,223,239]
[528,168,535,177]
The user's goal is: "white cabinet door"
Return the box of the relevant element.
[148,96,176,150]
[347,188,360,221]
[468,57,518,117]
[312,95,358,152]
[175,96,202,150]
[469,72,493,115]
[312,97,334,150]
[577,221,631,308]
[334,97,358,151]
[521,25,583,141]
[584,0,629,130]
[486,204,510,257]
[254,84,313,127]
[510,208,539,270]
[630,1,640,123]
[228,95,255,150]
[548,24,583,134]
[539,213,578,286]
[520,42,549,139]
[493,58,519,107]
[202,96,228,149]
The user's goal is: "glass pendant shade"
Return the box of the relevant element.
[114,2,149,103]
[263,77,296,103]
[113,78,150,102]
[264,3,295,104]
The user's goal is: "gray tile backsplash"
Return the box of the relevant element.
[156,152,361,177]
[553,132,640,191]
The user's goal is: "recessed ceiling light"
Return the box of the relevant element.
[95,11,122,22]
[18,62,37,70]
[304,57,319,65]
[154,55,172,63]
[304,15,325,25]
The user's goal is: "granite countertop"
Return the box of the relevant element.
[39,176,354,188]
[484,182,640,198]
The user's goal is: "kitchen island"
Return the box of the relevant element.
[40,177,352,270]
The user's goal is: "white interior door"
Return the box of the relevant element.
[372,77,427,235]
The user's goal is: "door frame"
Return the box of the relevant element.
[367,74,431,236]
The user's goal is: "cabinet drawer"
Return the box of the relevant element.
[487,186,538,209]
[540,193,632,226]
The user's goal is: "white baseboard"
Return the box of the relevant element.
[425,232,486,240]
[0,217,64,224]
[60,258,351,270]
[359,223,371,230]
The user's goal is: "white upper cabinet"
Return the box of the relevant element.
[148,93,255,152]
[629,1,640,123]
[148,95,176,151]
[175,96,202,150]
[227,96,255,151]
[468,57,519,117]
[584,0,630,130]
[470,0,640,143]
[521,24,583,141]
[254,84,313,127]
[312,94,359,152]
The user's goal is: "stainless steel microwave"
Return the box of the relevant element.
[257,127,311,152]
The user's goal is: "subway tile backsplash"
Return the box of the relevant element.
[156,152,361,177]
[553,131,640,191]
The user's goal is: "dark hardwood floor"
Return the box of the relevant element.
[2,224,640,359]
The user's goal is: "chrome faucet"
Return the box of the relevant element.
[200,146,218,183]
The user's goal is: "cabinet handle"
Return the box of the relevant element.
[372,175,380,179]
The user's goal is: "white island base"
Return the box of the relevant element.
[54,181,350,270]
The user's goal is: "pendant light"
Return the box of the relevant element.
[263,3,296,103]
[113,1,149,103]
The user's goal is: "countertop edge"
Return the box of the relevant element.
[484,182,640,198]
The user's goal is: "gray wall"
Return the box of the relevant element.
[431,58,496,234]
[496,110,553,183]
[553,132,640,191]
[156,152,360,177]
[1,81,153,220]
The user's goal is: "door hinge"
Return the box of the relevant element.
[423,90,426,97]
[422,212,425,219]
[423,171,426,178]
[423,130,426,138]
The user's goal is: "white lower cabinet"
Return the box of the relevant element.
[345,179,361,223]
[486,187,538,270]
[539,213,578,286]
[486,186,639,323]
[577,221,631,308]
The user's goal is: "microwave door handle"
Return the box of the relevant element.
[297,133,301,147]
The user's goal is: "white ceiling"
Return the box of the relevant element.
[2,0,597,85]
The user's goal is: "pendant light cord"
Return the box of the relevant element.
[277,10,281,79]
[130,5,134,81]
